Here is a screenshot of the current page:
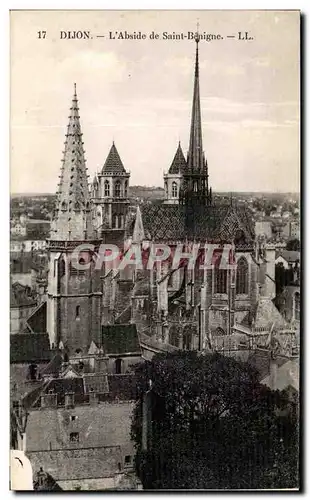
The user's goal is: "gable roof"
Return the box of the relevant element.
[168,142,187,175]
[139,203,254,242]
[276,250,300,263]
[102,324,140,355]
[10,333,51,364]
[101,143,126,174]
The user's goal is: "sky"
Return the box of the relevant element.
[10,10,300,193]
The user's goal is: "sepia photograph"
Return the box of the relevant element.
[10,9,300,491]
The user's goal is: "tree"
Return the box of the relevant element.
[286,239,300,251]
[131,351,299,490]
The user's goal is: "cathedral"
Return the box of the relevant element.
[45,34,297,359]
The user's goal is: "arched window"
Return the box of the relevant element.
[236,257,249,294]
[59,258,66,277]
[215,268,227,294]
[74,202,80,211]
[182,326,192,351]
[114,180,121,198]
[115,358,123,374]
[172,182,178,198]
[294,292,300,321]
[61,201,67,211]
[76,305,80,319]
[112,213,118,229]
[104,180,110,197]
[169,326,179,347]
[124,180,128,197]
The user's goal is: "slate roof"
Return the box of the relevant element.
[26,301,47,334]
[140,203,254,242]
[102,324,140,355]
[10,333,51,364]
[168,142,187,174]
[276,250,300,264]
[101,143,126,174]
[40,353,63,377]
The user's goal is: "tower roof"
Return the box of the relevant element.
[50,84,94,241]
[187,36,205,173]
[168,142,187,175]
[101,142,126,174]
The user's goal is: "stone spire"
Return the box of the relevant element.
[50,84,94,241]
[187,33,204,173]
[168,142,187,175]
[180,32,212,207]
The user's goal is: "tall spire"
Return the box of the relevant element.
[187,31,204,173]
[50,84,94,241]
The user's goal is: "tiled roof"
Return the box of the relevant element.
[140,203,254,242]
[102,324,140,355]
[168,143,187,174]
[10,333,51,363]
[102,143,126,174]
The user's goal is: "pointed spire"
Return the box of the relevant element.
[102,143,126,174]
[168,142,187,174]
[187,31,204,173]
[50,84,94,241]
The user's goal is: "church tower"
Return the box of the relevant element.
[180,33,212,207]
[92,142,130,232]
[163,142,187,204]
[47,84,102,354]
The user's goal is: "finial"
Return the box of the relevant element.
[73,82,77,98]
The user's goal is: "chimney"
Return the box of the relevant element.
[65,392,75,409]
[41,390,57,408]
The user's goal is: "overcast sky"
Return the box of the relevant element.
[10,10,299,193]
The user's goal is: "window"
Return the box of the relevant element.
[236,257,248,294]
[124,455,132,466]
[215,268,227,294]
[172,181,178,198]
[124,180,128,197]
[294,292,300,321]
[69,432,79,443]
[112,213,118,229]
[61,201,67,211]
[114,180,121,198]
[164,181,168,197]
[76,305,80,319]
[115,358,123,374]
[71,415,77,422]
[104,180,110,197]
[182,327,192,351]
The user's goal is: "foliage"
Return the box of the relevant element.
[131,351,299,490]
[286,239,300,251]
